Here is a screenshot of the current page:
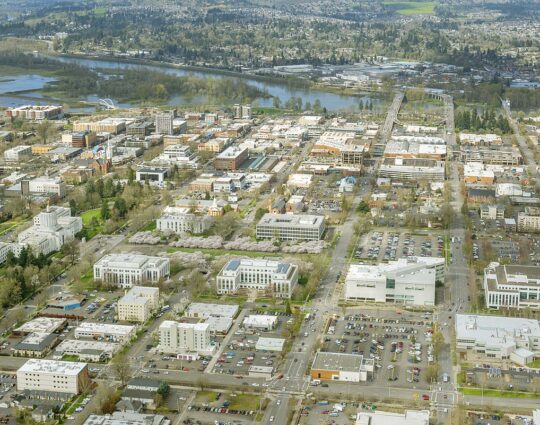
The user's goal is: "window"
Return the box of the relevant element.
[386,279,395,289]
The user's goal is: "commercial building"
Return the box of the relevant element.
[155,110,176,135]
[127,121,153,139]
[517,208,540,232]
[455,314,540,364]
[54,339,119,362]
[344,257,445,306]
[185,303,239,319]
[459,145,522,166]
[156,206,213,235]
[483,263,540,310]
[243,315,278,331]
[378,158,445,182]
[355,410,430,425]
[14,318,67,335]
[216,258,299,298]
[287,173,313,188]
[74,322,136,344]
[158,321,213,355]
[6,105,63,120]
[135,165,171,183]
[153,144,198,168]
[17,206,82,256]
[31,144,54,155]
[311,131,365,165]
[73,117,132,134]
[4,145,32,162]
[310,352,374,382]
[255,337,285,352]
[248,365,274,379]
[256,213,326,241]
[459,133,502,145]
[13,333,58,358]
[213,146,248,171]
[63,131,97,148]
[384,136,446,160]
[463,163,495,184]
[117,286,160,323]
[23,176,66,198]
[93,254,170,288]
[83,412,170,425]
[17,359,90,395]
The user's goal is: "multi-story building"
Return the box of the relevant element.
[213,146,248,171]
[63,131,97,148]
[153,145,198,168]
[127,121,153,139]
[483,262,540,309]
[23,176,66,198]
[378,158,445,182]
[6,105,63,120]
[455,314,540,365]
[216,258,299,298]
[155,110,176,135]
[117,286,160,323]
[459,145,522,166]
[17,206,82,256]
[93,254,170,288]
[517,208,540,232]
[17,359,90,395]
[74,323,136,344]
[480,204,505,220]
[158,321,212,355]
[384,136,447,160]
[344,257,445,306]
[73,117,132,134]
[156,206,213,235]
[463,163,495,184]
[256,213,326,241]
[233,104,252,119]
[4,145,32,162]
[136,165,171,183]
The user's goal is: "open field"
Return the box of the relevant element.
[384,1,435,15]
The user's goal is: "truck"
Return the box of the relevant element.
[318,400,329,406]
[311,379,321,386]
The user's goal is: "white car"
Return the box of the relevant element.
[277,400,281,406]
[270,416,274,422]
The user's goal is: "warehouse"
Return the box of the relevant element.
[255,337,285,352]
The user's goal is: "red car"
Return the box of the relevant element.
[422,394,430,401]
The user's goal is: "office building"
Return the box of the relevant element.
[153,144,198,168]
[243,315,278,331]
[378,158,445,182]
[74,322,136,344]
[217,258,299,298]
[156,206,213,235]
[356,410,430,425]
[185,303,239,319]
[256,213,326,241]
[455,314,540,364]
[23,176,66,198]
[158,321,212,355]
[13,333,59,358]
[17,359,90,395]
[83,412,170,425]
[127,121,153,139]
[54,339,119,362]
[517,208,540,232]
[62,131,97,148]
[0,242,18,264]
[73,118,132,134]
[344,257,445,306]
[15,318,67,335]
[17,206,82,256]
[117,286,160,323]
[136,165,171,183]
[480,204,505,220]
[483,262,540,309]
[213,146,248,171]
[6,105,63,120]
[233,104,252,119]
[4,145,32,162]
[310,352,374,382]
[94,254,170,288]
[155,110,176,135]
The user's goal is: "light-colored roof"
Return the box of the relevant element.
[356,410,430,425]
[15,317,66,334]
[18,359,87,375]
[75,322,135,336]
[186,303,239,319]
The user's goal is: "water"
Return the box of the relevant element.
[0,56,381,111]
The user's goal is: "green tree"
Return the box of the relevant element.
[101,201,110,220]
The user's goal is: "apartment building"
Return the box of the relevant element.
[344,257,445,306]
[484,262,540,310]
[93,254,170,288]
[158,321,212,355]
[517,208,540,232]
[73,117,132,134]
[117,286,160,323]
[6,105,63,120]
[480,204,505,220]
[17,359,90,395]
[216,258,299,298]
[256,213,326,241]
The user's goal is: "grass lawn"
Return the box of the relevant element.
[228,394,262,411]
[528,358,540,368]
[384,1,435,15]
[65,394,85,415]
[81,208,104,239]
[62,354,80,362]
[195,391,218,404]
[0,218,24,236]
[459,387,540,399]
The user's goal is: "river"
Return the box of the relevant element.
[0,55,380,112]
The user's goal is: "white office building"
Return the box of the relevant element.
[484,262,540,309]
[455,314,540,363]
[4,145,32,162]
[156,206,213,235]
[158,321,213,355]
[74,323,136,344]
[17,359,90,395]
[344,257,445,306]
[217,258,299,298]
[17,206,82,256]
[256,213,326,241]
[356,410,430,425]
[93,254,170,288]
[25,176,66,197]
[117,286,160,323]
[185,303,239,319]
[153,144,198,168]
[243,315,278,330]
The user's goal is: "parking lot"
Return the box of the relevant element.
[464,366,540,393]
[354,230,444,262]
[321,314,436,390]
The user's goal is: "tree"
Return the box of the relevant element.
[272,97,281,109]
[62,239,80,266]
[100,201,110,220]
[36,120,56,144]
[111,352,131,386]
[95,383,119,414]
[425,364,440,383]
[113,198,128,219]
[356,201,370,214]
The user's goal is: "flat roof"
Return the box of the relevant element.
[356,410,430,425]
[75,322,136,336]
[95,254,168,269]
[18,359,87,375]
[15,317,66,334]
[255,337,285,350]
[257,213,325,228]
[186,303,239,319]
[312,351,364,372]
[15,333,57,351]
[455,314,540,344]
[55,339,119,355]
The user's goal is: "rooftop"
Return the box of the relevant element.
[185,303,239,319]
[15,317,66,334]
[312,352,365,372]
[18,359,87,375]
[356,410,430,425]
[257,213,325,228]
[455,314,540,344]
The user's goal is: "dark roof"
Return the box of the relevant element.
[468,188,495,198]
[14,334,57,352]
[121,388,156,402]
[126,377,161,390]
